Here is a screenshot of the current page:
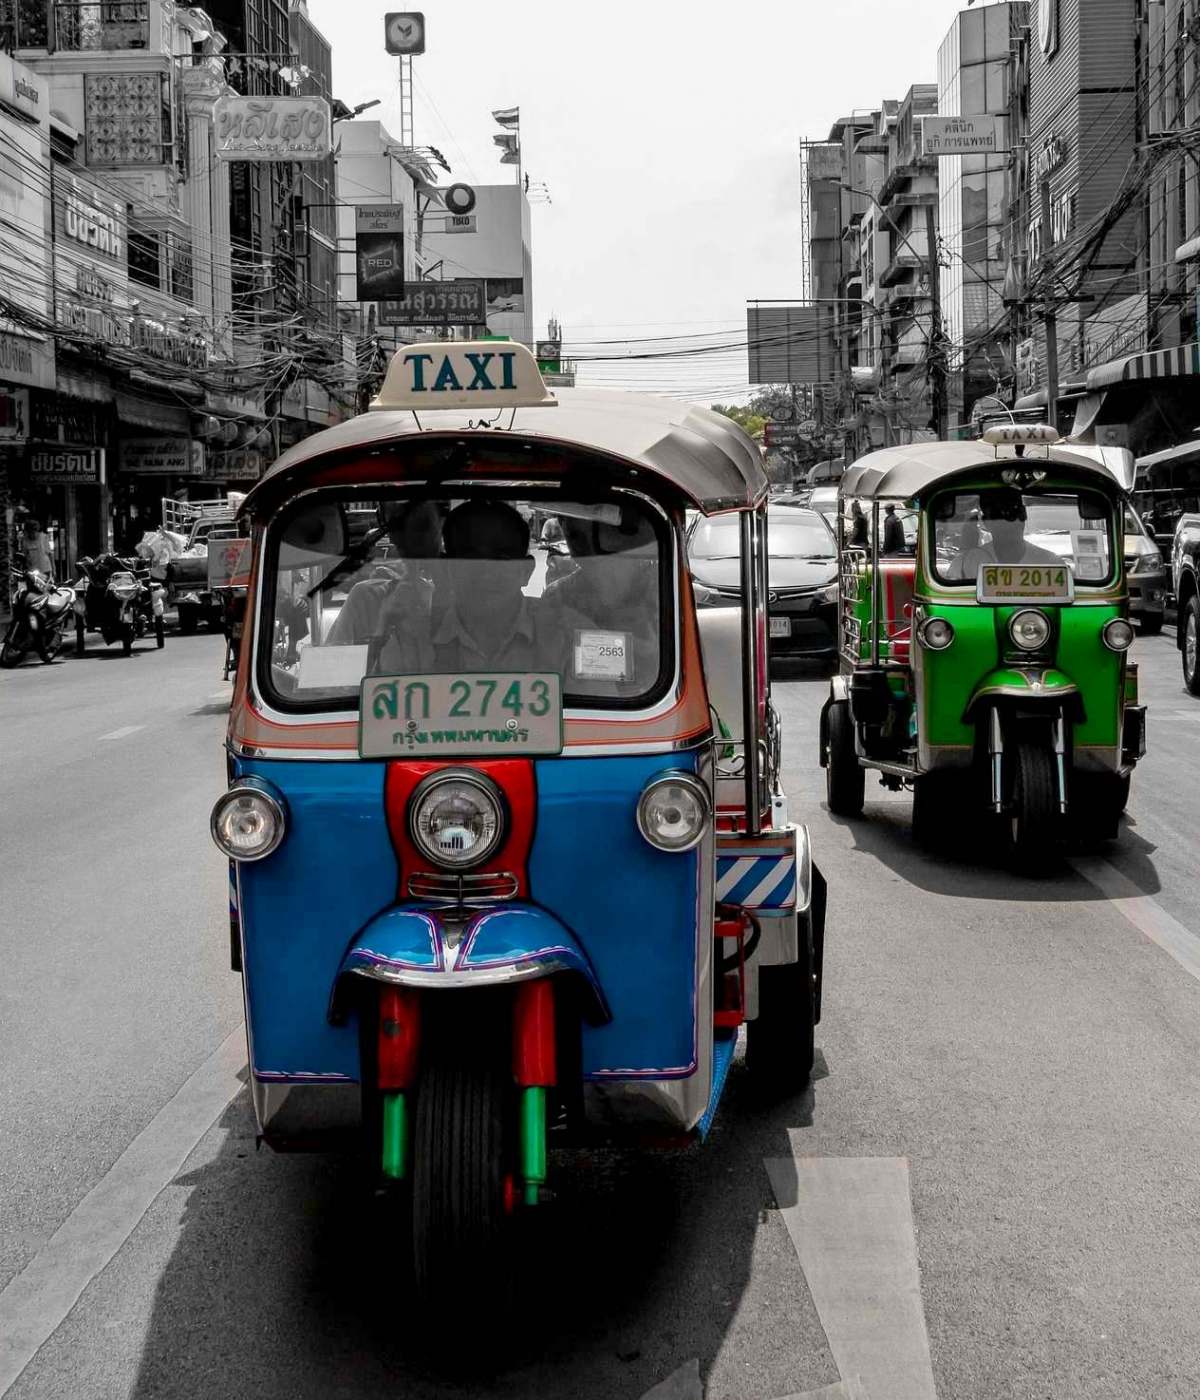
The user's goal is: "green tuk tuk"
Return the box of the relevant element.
[819,426,1147,868]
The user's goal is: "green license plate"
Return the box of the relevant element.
[358,672,563,759]
[977,564,1073,604]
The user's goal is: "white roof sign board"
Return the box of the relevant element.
[370,340,557,411]
[921,114,1006,157]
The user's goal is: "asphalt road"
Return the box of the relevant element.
[2,625,1199,1399]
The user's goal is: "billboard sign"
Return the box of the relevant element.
[378,279,485,326]
[29,447,105,485]
[921,115,1006,157]
[355,205,406,302]
[444,214,477,234]
[120,437,206,476]
[747,306,836,385]
[214,96,331,161]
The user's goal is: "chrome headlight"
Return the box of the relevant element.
[917,616,955,651]
[636,772,710,852]
[409,771,505,869]
[1102,617,1135,652]
[816,581,839,603]
[1128,549,1163,577]
[1009,609,1051,651]
[210,785,286,862]
[110,576,138,599]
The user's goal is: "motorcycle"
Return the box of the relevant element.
[1,556,76,667]
[74,553,166,657]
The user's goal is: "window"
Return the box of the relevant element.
[931,489,1115,586]
[261,491,671,715]
[169,234,193,302]
[127,228,161,288]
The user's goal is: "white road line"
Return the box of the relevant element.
[765,1157,937,1400]
[97,725,145,742]
[0,1028,246,1397]
[1071,856,1200,984]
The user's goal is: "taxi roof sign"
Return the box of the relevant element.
[981,423,1061,447]
[370,339,557,412]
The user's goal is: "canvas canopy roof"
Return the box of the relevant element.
[838,440,1122,502]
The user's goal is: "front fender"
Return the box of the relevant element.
[330,902,611,1025]
[963,667,1083,723]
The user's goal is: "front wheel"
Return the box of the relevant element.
[1,623,29,668]
[745,921,815,1099]
[1183,596,1200,696]
[154,615,165,649]
[121,625,134,657]
[825,699,864,817]
[412,1048,513,1305]
[75,617,86,657]
[1009,740,1059,873]
[39,626,64,663]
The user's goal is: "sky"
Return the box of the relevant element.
[304,0,983,404]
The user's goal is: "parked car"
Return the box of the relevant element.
[1124,505,1166,634]
[806,485,839,527]
[689,505,838,659]
[1172,511,1200,692]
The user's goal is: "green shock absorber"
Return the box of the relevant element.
[381,1091,408,1180]
[520,1086,546,1206]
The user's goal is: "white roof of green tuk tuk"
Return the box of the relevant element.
[838,440,1125,502]
[244,343,767,518]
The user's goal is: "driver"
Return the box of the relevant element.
[952,491,1062,580]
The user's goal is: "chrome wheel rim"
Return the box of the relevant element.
[1188,613,1198,680]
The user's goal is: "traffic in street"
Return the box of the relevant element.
[2,621,1198,1400]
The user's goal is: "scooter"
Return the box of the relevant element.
[74,554,165,657]
[1,557,76,667]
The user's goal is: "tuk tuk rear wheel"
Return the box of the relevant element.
[826,700,864,817]
[1009,740,1059,872]
[1183,597,1200,696]
[411,1052,513,1303]
[745,919,815,1097]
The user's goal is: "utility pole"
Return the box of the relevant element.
[924,202,948,439]
[1038,176,1060,430]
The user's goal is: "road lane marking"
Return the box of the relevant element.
[765,1157,937,1400]
[97,725,145,742]
[1071,856,1200,984]
[0,1027,246,1397]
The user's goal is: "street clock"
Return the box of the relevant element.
[384,12,425,55]
[1038,0,1058,57]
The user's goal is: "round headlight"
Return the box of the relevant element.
[409,772,505,869]
[210,786,285,861]
[918,616,955,651]
[1102,617,1135,652]
[636,773,710,853]
[1009,609,1051,651]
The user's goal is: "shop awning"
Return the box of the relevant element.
[1136,438,1200,472]
[1087,341,1200,391]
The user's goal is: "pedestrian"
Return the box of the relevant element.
[882,504,906,556]
[18,517,53,577]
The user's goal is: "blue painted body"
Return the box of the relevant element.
[233,750,702,1085]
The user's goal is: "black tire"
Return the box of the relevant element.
[825,699,864,817]
[178,605,198,636]
[155,615,165,648]
[75,617,86,657]
[745,919,816,1098]
[1183,596,1200,696]
[121,625,134,657]
[412,1044,513,1306]
[1,625,29,668]
[1138,613,1163,636]
[911,772,956,850]
[39,626,64,663]
[1009,740,1059,873]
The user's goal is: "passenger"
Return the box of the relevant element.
[326,500,442,671]
[882,503,907,555]
[432,500,587,673]
[953,491,1061,579]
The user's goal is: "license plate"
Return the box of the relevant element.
[977,564,1073,604]
[769,615,791,638]
[359,672,563,758]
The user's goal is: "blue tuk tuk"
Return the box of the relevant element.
[211,341,826,1292]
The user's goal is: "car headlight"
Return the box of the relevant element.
[636,772,710,852]
[1102,617,1135,652]
[917,616,955,651]
[1127,549,1163,577]
[210,785,286,861]
[409,771,505,869]
[1009,609,1051,651]
[817,581,839,603]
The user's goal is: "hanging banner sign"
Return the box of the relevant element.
[921,114,1006,157]
[355,205,406,301]
[214,96,331,161]
[378,279,486,326]
[29,447,105,485]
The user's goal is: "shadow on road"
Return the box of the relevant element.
[128,1057,824,1400]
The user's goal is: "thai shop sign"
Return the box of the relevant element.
[53,170,126,269]
[379,279,485,326]
[0,325,55,390]
[356,206,406,301]
[214,96,331,161]
[921,115,1006,157]
[120,437,206,476]
[29,447,105,485]
[0,52,48,125]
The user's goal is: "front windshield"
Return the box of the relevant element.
[767,517,836,559]
[261,491,669,712]
[932,488,1114,586]
[688,518,741,560]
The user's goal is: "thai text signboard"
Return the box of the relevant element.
[214,96,331,161]
[356,206,406,301]
[921,115,1006,157]
[378,279,486,326]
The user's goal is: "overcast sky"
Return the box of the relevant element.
[305,0,983,403]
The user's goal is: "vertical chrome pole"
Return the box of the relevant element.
[870,501,881,667]
[989,706,1005,814]
[740,508,763,834]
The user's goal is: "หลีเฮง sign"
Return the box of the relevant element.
[214,96,331,161]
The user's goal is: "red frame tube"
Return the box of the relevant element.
[512,979,556,1087]
[377,985,421,1091]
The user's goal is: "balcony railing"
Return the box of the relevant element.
[55,2,148,52]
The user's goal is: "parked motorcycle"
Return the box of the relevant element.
[1,556,76,667]
[74,553,166,657]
